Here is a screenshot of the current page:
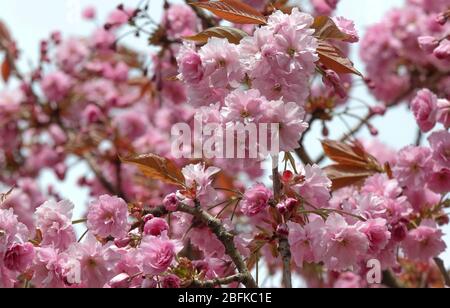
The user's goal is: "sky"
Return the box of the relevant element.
[1,0,449,265]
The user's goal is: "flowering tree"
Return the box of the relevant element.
[0,0,449,288]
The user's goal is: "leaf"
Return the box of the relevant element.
[121,153,186,187]
[185,26,248,45]
[324,165,377,191]
[1,59,11,82]
[316,40,363,77]
[321,139,383,190]
[312,16,351,41]
[190,0,267,25]
[322,139,378,168]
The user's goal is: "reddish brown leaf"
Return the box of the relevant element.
[321,139,384,190]
[317,40,363,76]
[185,26,248,44]
[121,153,186,187]
[321,139,377,168]
[1,59,11,82]
[324,165,377,191]
[312,16,352,41]
[190,0,267,25]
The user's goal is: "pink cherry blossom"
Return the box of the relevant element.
[87,195,129,239]
[241,184,272,217]
[402,220,446,262]
[139,233,182,276]
[411,89,438,132]
[144,217,169,236]
[292,164,332,207]
[393,146,433,188]
[180,163,221,205]
[35,200,76,250]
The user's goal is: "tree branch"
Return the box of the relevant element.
[272,166,292,288]
[434,257,450,287]
[188,274,246,288]
[177,202,258,288]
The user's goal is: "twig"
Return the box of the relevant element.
[188,274,246,288]
[177,202,258,288]
[272,163,292,288]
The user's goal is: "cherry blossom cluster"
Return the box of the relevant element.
[361,0,450,104]
[0,0,449,289]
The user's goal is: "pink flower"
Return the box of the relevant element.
[199,38,242,87]
[288,218,326,266]
[333,272,363,288]
[405,187,441,213]
[261,100,308,151]
[163,4,198,39]
[323,214,369,270]
[362,174,402,199]
[292,164,332,207]
[113,111,148,140]
[418,36,439,53]
[428,168,450,193]
[68,233,121,288]
[162,274,181,288]
[107,7,134,27]
[402,220,446,262]
[180,163,221,205]
[357,218,391,254]
[311,0,339,15]
[87,195,129,239]
[411,89,438,132]
[139,233,182,276]
[437,98,450,129]
[56,38,89,72]
[163,193,179,212]
[434,39,450,60]
[177,43,204,84]
[82,6,96,20]
[393,146,433,188]
[428,130,450,169]
[0,209,29,255]
[35,200,76,250]
[333,17,359,43]
[221,89,266,123]
[30,247,71,288]
[4,242,35,272]
[144,218,169,236]
[241,184,272,217]
[41,72,73,101]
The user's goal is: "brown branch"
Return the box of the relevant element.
[177,202,258,288]
[188,274,246,288]
[294,147,314,166]
[272,166,292,288]
[434,257,450,287]
[382,270,403,288]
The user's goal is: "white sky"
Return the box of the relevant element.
[1,0,448,264]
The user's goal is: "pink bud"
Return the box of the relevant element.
[4,243,35,272]
[114,237,131,248]
[276,224,289,237]
[163,193,179,212]
[418,36,439,53]
[144,217,169,236]
[434,39,450,60]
